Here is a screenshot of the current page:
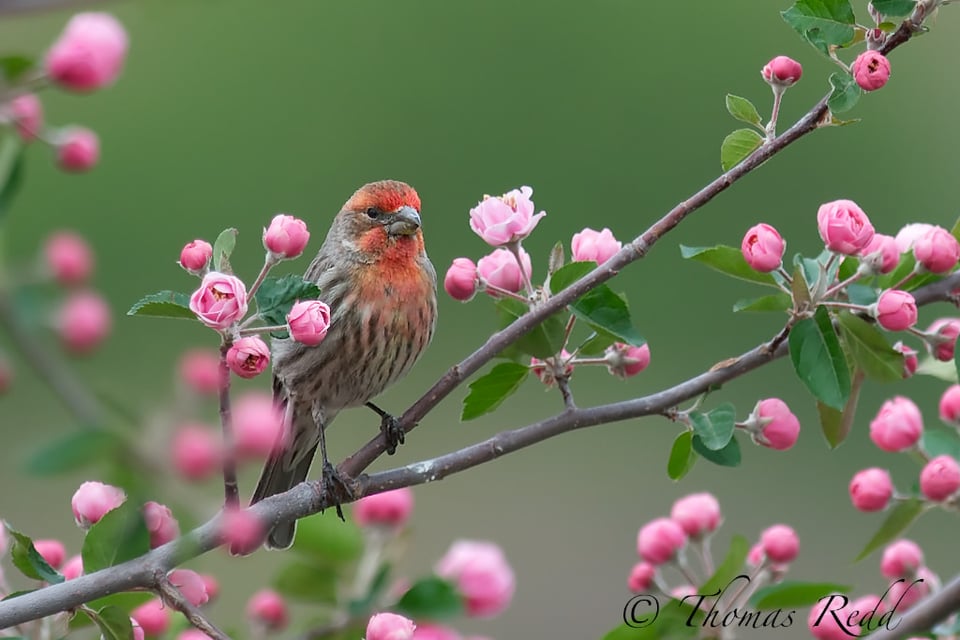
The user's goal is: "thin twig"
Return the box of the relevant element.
[157,576,231,640]
[218,341,239,508]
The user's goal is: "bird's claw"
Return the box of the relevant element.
[380,413,404,455]
[320,462,352,522]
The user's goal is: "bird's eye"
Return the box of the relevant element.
[365,207,380,219]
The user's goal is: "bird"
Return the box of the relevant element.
[251,179,437,548]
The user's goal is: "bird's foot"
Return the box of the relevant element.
[366,402,405,455]
[320,462,353,522]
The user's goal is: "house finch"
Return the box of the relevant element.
[251,180,437,549]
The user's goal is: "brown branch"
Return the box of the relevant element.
[218,341,239,509]
[156,575,231,640]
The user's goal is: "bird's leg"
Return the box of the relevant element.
[311,402,351,521]
[365,401,404,455]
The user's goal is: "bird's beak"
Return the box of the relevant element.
[387,205,422,236]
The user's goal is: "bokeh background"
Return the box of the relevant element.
[1,1,959,638]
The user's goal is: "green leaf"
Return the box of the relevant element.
[817,401,846,449]
[846,284,877,306]
[877,251,917,290]
[548,261,594,294]
[71,593,154,630]
[272,561,338,602]
[788,306,851,410]
[81,500,150,574]
[88,605,134,640]
[212,227,238,272]
[689,403,736,451]
[692,433,741,467]
[578,331,617,356]
[921,428,960,459]
[781,0,857,55]
[955,336,960,387]
[347,564,391,617]
[732,293,792,313]
[701,535,750,594]
[725,94,762,128]
[827,72,862,113]
[679,245,778,287]
[461,362,529,421]
[26,429,124,475]
[0,135,24,221]
[667,432,696,481]
[569,285,644,347]
[837,312,902,383]
[126,291,195,319]
[254,275,322,332]
[0,55,34,83]
[603,599,699,640]
[750,581,852,609]
[495,297,567,358]
[855,498,926,561]
[916,356,958,383]
[5,525,64,583]
[292,509,363,564]
[394,577,463,620]
[871,0,916,16]
[547,241,565,275]
[720,128,763,171]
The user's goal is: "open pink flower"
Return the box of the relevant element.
[817,199,874,255]
[189,271,248,329]
[469,186,545,246]
[225,336,270,379]
[571,227,621,265]
[852,51,891,92]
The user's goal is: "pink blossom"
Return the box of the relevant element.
[913,226,960,274]
[939,385,960,425]
[759,524,799,564]
[529,349,574,387]
[246,589,288,631]
[751,398,800,450]
[926,318,960,361]
[469,186,545,246]
[874,290,917,332]
[920,455,960,501]
[895,223,935,253]
[45,13,128,92]
[435,540,515,618]
[670,492,721,538]
[354,488,414,528]
[852,51,891,92]
[178,349,221,395]
[881,540,923,578]
[143,501,179,548]
[9,94,42,142]
[869,396,923,452]
[72,480,126,528]
[476,247,532,295]
[817,199,875,255]
[188,271,248,330]
[287,300,331,346]
[56,127,100,172]
[57,290,111,353]
[893,341,918,378]
[219,507,264,555]
[263,214,310,259]
[44,231,93,286]
[605,342,651,378]
[761,56,802,86]
[636,518,687,565]
[571,227,621,265]
[200,574,220,602]
[167,569,208,606]
[808,594,854,640]
[627,562,657,593]
[411,624,461,640]
[226,336,270,379]
[741,223,785,273]
[131,599,170,637]
[171,422,221,481]
[444,258,478,302]
[179,240,212,273]
[849,468,893,512]
[860,233,899,275]
[62,555,83,580]
[33,539,66,569]
[233,392,284,459]
[366,613,416,640]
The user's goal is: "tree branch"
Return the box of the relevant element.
[156,575,230,640]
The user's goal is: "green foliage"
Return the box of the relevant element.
[750,581,852,609]
[254,275,322,334]
[680,245,778,287]
[871,0,916,16]
[81,500,150,573]
[212,227,238,272]
[689,403,736,450]
[5,525,64,583]
[817,401,848,449]
[86,605,134,640]
[291,510,364,563]
[781,0,857,55]
[0,135,24,222]
[272,562,338,602]
[0,55,34,83]
[126,291,195,320]
[495,297,567,359]
[461,362,529,421]
[692,433,741,467]
[827,72,862,113]
[701,535,750,593]
[548,261,595,293]
[725,94,763,128]
[789,307,851,410]
[26,429,125,475]
[836,312,902,383]
[732,293,792,313]
[568,285,644,348]
[667,432,696,480]
[602,600,699,640]
[720,128,763,171]
[394,576,464,619]
[856,498,926,561]
[921,428,960,460]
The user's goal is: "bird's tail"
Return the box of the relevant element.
[251,440,319,549]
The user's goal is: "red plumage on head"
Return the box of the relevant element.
[345,180,421,214]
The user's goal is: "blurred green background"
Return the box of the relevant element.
[1,1,959,638]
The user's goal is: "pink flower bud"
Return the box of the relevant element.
[44,231,94,286]
[751,398,801,451]
[131,619,144,640]
[287,300,331,346]
[741,223,785,273]
[759,524,799,564]
[817,199,875,255]
[860,233,899,275]
[852,51,891,92]
[849,468,893,512]
[808,595,853,640]
[366,613,416,640]
[189,271,248,330]
[246,589,288,631]
[671,585,698,601]
[761,56,803,86]
[263,214,310,259]
[9,94,43,142]
[571,227,622,265]
[444,258,479,302]
[45,13,128,92]
[131,599,170,637]
[57,290,111,353]
[233,392,284,459]
[178,349,220,395]
[913,226,960,274]
[746,543,765,567]
[670,492,721,538]
[920,454,960,501]
[219,507,264,556]
[71,481,126,528]
[874,289,918,332]
[476,247,532,295]
[226,337,269,379]
[893,341,918,378]
[895,223,936,254]
[178,632,211,640]
[627,562,657,593]
[926,318,960,361]
[435,540,515,618]
[869,396,923,452]
[636,518,687,565]
[143,501,179,549]
[354,488,414,528]
[200,574,220,602]
[33,539,66,569]
[167,569,208,607]
[179,239,213,273]
[881,539,923,578]
[939,385,960,425]
[411,624,460,640]
[171,422,221,481]
[62,554,83,580]
[605,342,651,378]
[529,349,574,387]
[885,569,932,611]
[469,186,546,247]
[56,127,99,172]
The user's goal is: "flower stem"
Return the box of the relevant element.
[238,324,286,337]
[246,255,277,301]
[218,339,239,509]
[506,241,535,297]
